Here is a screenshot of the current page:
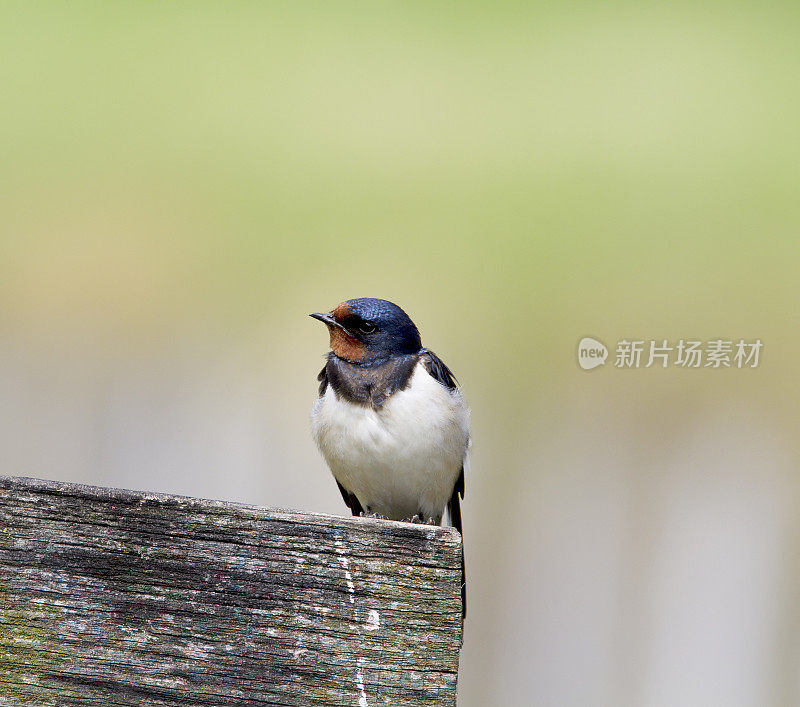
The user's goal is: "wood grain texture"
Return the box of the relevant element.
[0,476,463,706]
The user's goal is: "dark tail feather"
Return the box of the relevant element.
[447,489,466,619]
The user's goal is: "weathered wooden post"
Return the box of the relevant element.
[0,476,463,706]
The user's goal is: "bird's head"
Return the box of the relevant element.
[310,298,422,364]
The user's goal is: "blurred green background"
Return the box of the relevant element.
[2,2,799,705]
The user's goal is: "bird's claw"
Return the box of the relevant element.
[402,514,437,525]
[359,511,388,520]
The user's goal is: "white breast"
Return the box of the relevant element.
[310,361,469,522]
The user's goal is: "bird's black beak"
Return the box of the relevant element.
[309,312,351,335]
[310,312,335,326]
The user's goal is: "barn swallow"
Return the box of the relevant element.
[310,297,469,616]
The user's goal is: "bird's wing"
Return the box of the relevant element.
[319,362,363,516]
[336,479,364,517]
[317,363,329,396]
[418,350,466,510]
[420,348,467,618]
[419,347,458,390]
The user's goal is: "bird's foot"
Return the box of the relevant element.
[359,511,388,520]
[402,514,437,525]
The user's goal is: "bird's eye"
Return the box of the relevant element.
[358,322,377,335]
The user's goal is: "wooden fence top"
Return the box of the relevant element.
[0,475,463,706]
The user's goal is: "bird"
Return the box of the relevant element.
[309,297,469,616]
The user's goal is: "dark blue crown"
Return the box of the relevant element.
[344,298,422,358]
